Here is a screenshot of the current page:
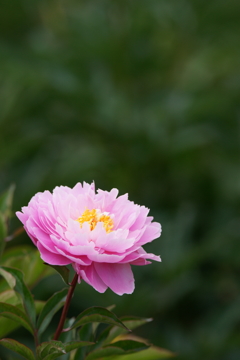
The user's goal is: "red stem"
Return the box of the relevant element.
[53,273,78,340]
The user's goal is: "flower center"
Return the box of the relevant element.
[76,208,114,233]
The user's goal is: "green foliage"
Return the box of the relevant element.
[0,302,34,335]
[0,338,35,360]
[0,300,44,339]
[37,288,68,336]
[37,341,95,360]
[85,340,149,360]
[0,246,53,287]
[0,245,53,338]
[0,253,167,360]
[110,345,175,360]
[45,265,70,286]
[71,307,129,331]
[0,186,15,258]
[37,341,66,360]
[99,317,153,346]
[0,266,36,328]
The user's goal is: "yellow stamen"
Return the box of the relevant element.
[76,208,114,233]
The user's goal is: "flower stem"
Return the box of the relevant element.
[53,273,78,340]
[34,329,39,348]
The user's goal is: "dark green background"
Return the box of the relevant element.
[1,1,240,359]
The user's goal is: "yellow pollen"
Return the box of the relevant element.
[76,208,114,233]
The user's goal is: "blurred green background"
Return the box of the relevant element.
[1,0,240,359]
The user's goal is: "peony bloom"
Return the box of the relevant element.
[16,182,161,295]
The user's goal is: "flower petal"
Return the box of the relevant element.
[74,264,108,293]
[95,263,135,295]
[137,222,162,245]
[37,242,71,265]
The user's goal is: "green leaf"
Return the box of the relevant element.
[0,185,15,258]
[58,317,75,344]
[0,268,16,288]
[0,184,15,213]
[0,338,35,360]
[37,341,66,360]
[0,300,45,338]
[108,345,175,359]
[85,340,149,360]
[79,323,94,341]
[44,352,66,360]
[1,246,54,288]
[107,340,148,352]
[44,264,70,285]
[71,307,129,331]
[35,300,46,314]
[64,341,94,353]
[0,289,20,305]
[0,317,20,339]
[37,288,68,335]
[0,214,7,254]
[0,266,36,327]
[75,323,95,360]
[99,317,152,346]
[0,302,33,334]
[36,340,93,360]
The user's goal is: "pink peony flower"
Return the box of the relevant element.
[16,182,161,295]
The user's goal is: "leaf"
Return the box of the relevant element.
[0,214,7,254]
[64,341,94,353]
[85,340,149,360]
[0,302,33,334]
[0,300,45,338]
[37,341,66,360]
[71,307,129,331]
[79,323,94,341]
[0,289,20,305]
[105,335,175,360]
[35,300,46,314]
[75,323,95,360]
[1,246,54,288]
[0,268,16,288]
[0,317,20,339]
[99,316,152,346]
[44,264,70,285]
[109,346,175,360]
[38,341,93,360]
[0,338,35,360]
[37,288,68,335]
[58,317,76,345]
[0,184,15,213]
[0,266,36,327]
[36,340,92,360]
[106,304,116,312]
[0,185,15,258]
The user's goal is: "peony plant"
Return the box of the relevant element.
[0,184,174,360]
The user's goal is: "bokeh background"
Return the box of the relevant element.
[1,0,240,359]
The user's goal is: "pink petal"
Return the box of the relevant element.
[37,242,71,265]
[95,263,135,295]
[75,264,108,293]
[56,247,92,266]
[137,222,162,245]
[16,211,28,225]
[130,206,150,231]
[119,249,161,264]
[30,226,58,253]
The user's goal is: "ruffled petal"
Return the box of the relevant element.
[137,222,162,246]
[95,263,135,295]
[74,263,108,293]
[37,242,71,265]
